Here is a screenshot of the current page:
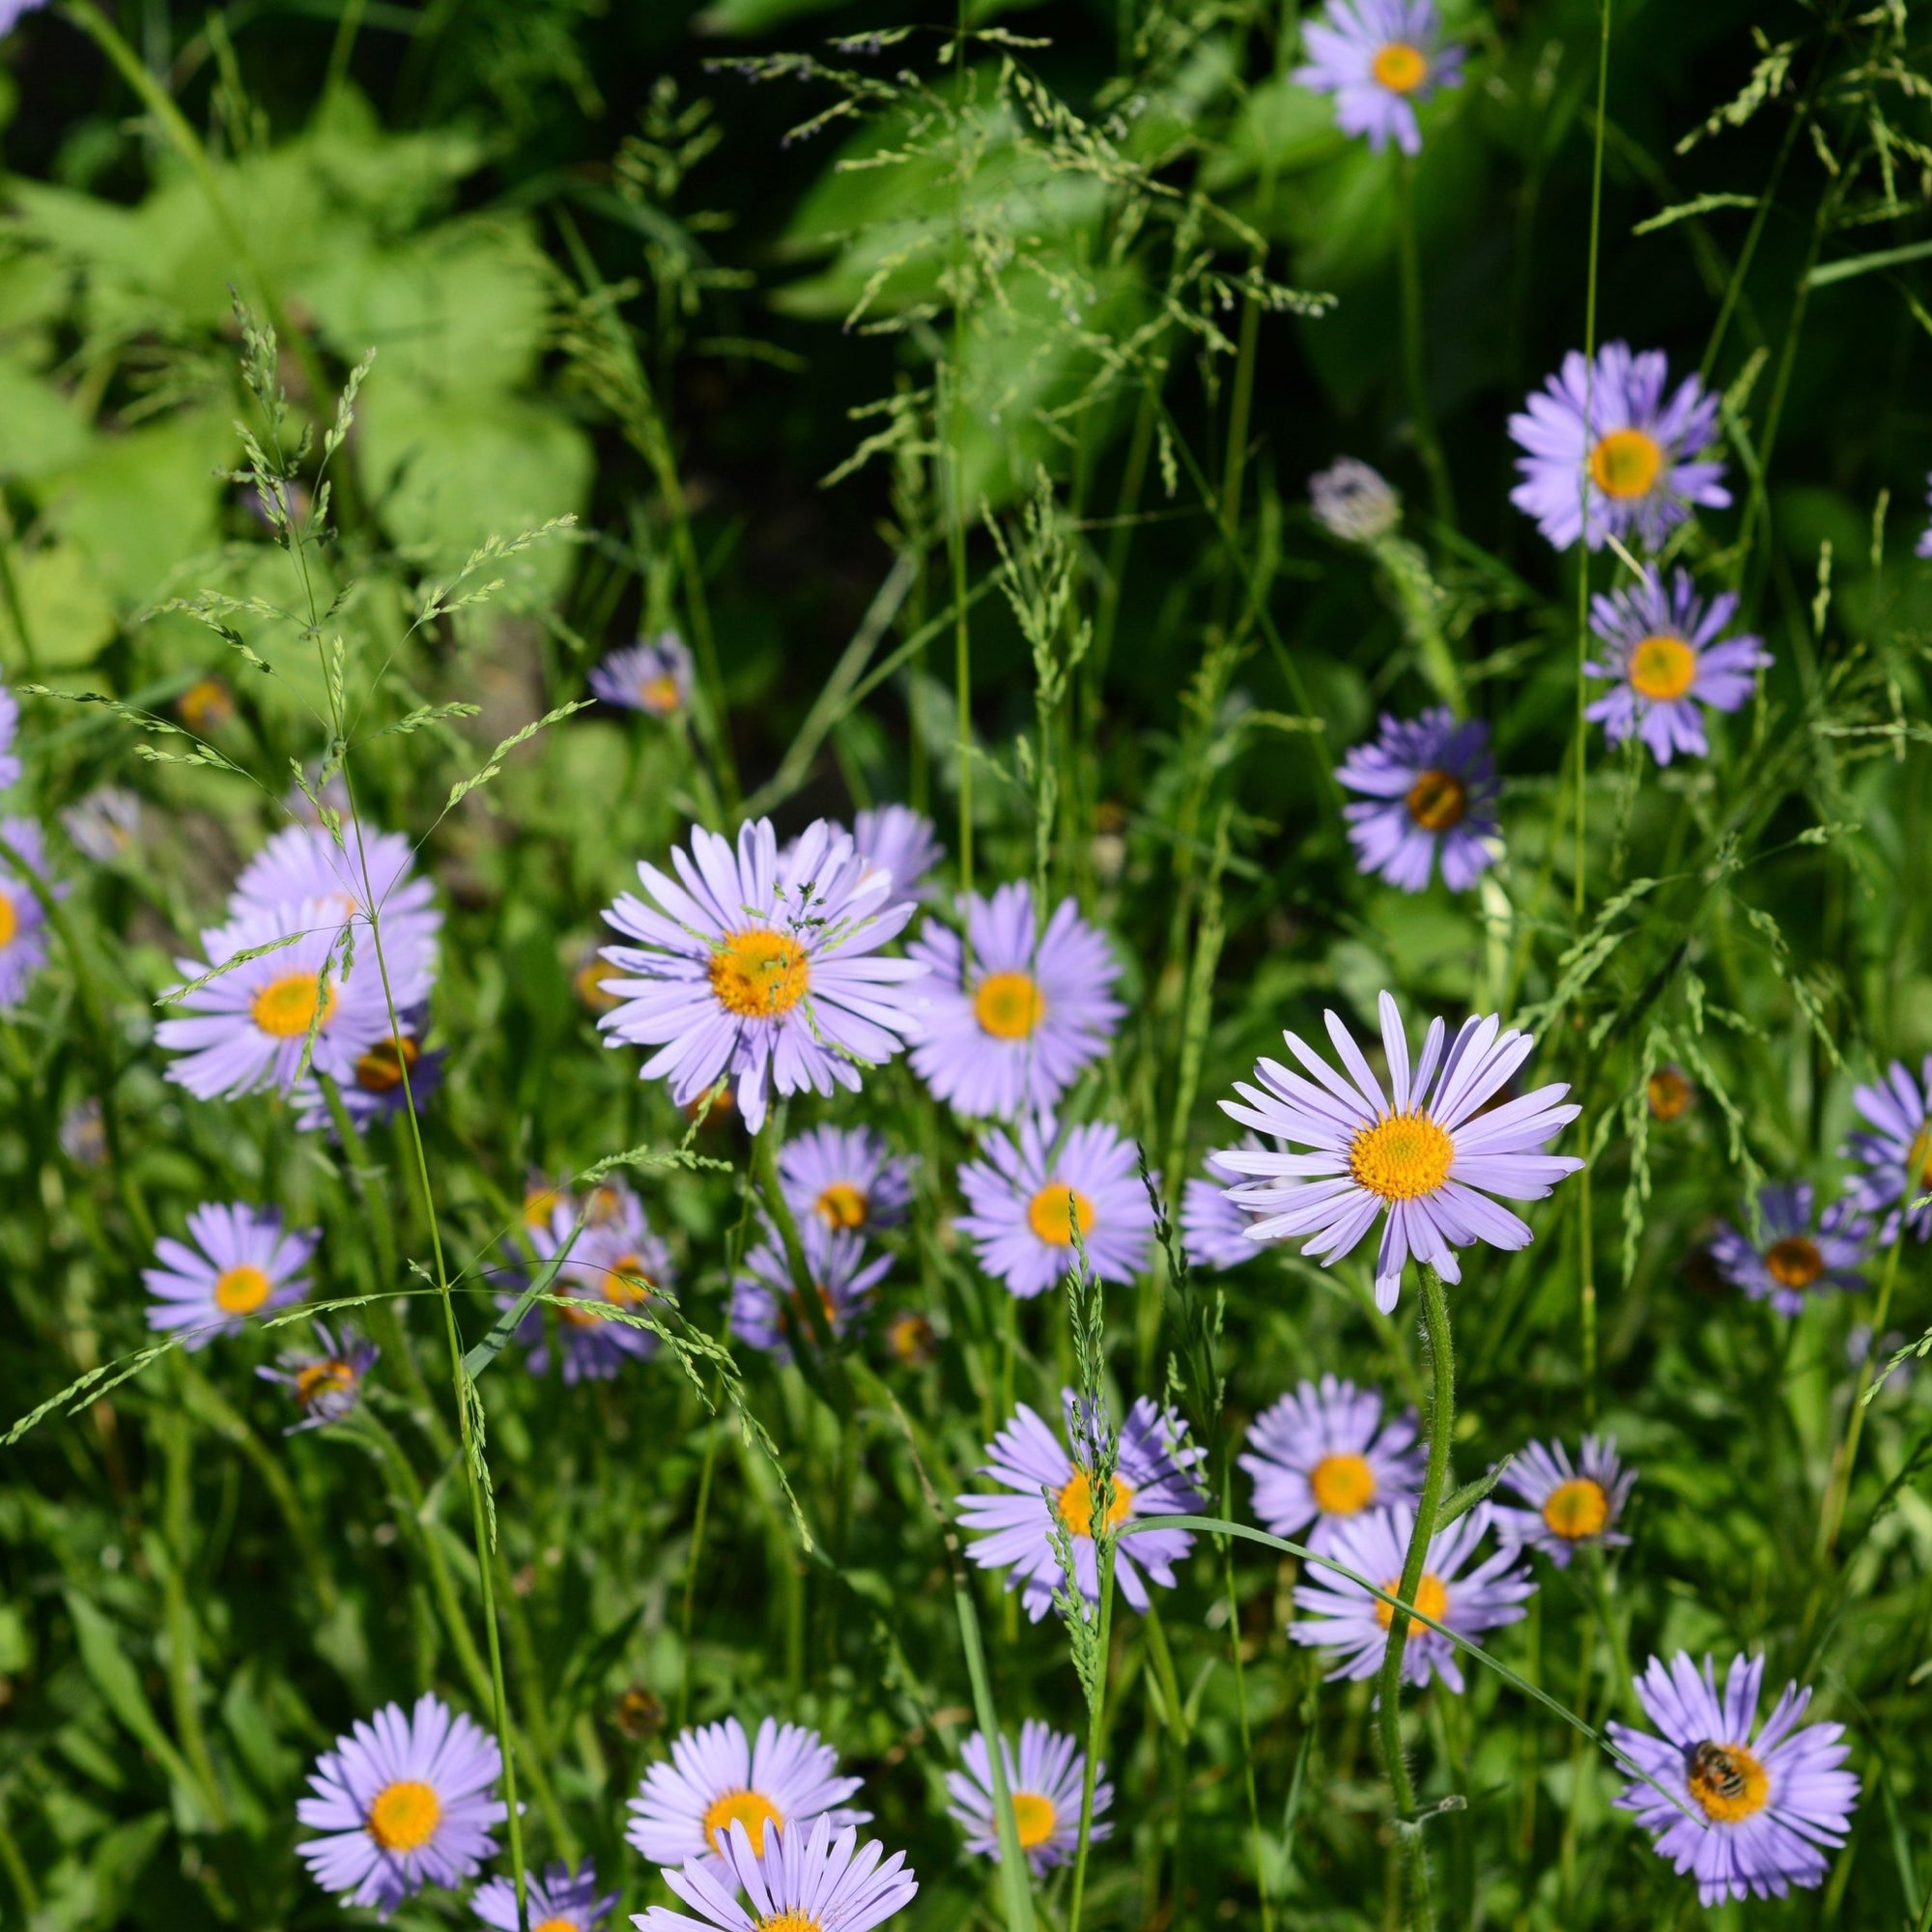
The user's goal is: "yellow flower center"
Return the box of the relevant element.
[1588,428,1664,500]
[1372,41,1429,92]
[1027,1184,1095,1247]
[709,929,810,1019]
[1909,1122,1932,1192]
[1374,1571,1449,1637]
[605,1252,653,1307]
[1627,634,1698,702]
[1405,768,1466,833]
[1542,1476,1609,1540]
[179,676,234,732]
[0,893,14,951]
[639,674,682,714]
[1011,1790,1059,1849]
[1646,1067,1692,1121]
[213,1264,271,1315]
[576,955,625,1012]
[1763,1236,1824,1291]
[534,1919,578,1932]
[1687,1741,1771,1824]
[758,1917,823,1932]
[1349,1112,1454,1203]
[702,1787,782,1857]
[366,1776,441,1852]
[250,970,336,1039]
[294,1358,355,1408]
[974,970,1046,1040]
[524,1183,562,1229]
[1309,1451,1378,1518]
[815,1181,869,1230]
[887,1311,936,1365]
[355,1035,419,1094]
[1055,1468,1135,1540]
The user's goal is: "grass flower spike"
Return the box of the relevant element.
[1294,0,1463,156]
[1240,1376,1424,1553]
[1339,708,1500,893]
[947,1720,1111,1872]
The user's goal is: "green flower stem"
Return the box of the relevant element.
[1224,1529,1274,1932]
[1817,1232,1906,1557]
[156,1383,229,1829]
[1066,1540,1117,1932]
[1583,1548,1638,1722]
[1393,155,1455,530]
[1375,1263,1455,1927]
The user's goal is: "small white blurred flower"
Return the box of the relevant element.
[62,788,143,864]
[1311,458,1401,543]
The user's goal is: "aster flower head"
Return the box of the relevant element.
[1219,990,1583,1312]
[1709,1182,1870,1314]
[295,1007,444,1135]
[0,682,17,788]
[1608,1653,1860,1907]
[947,1720,1111,1874]
[853,804,944,902]
[1492,1435,1635,1567]
[1310,457,1401,543]
[626,1715,869,1887]
[1239,1376,1425,1554]
[232,821,442,966]
[512,1189,668,1381]
[0,816,56,1007]
[955,1114,1154,1300]
[731,1217,889,1360]
[780,1124,914,1236]
[1291,1501,1535,1691]
[473,1861,616,1932]
[1647,1064,1695,1121]
[142,1203,317,1349]
[297,1692,505,1917]
[61,787,142,864]
[1510,342,1730,552]
[1294,0,1464,156]
[257,1321,379,1431]
[599,817,926,1135]
[638,1817,916,1932]
[1585,569,1770,766]
[959,1392,1207,1621]
[1845,1056,1932,1242]
[589,630,694,717]
[1339,708,1500,893]
[1181,1143,1274,1270]
[908,882,1124,1121]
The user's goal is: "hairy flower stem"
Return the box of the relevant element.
[1394,156,1454,530]
[1376,1264,1455,1928]
[1817,1233,1906,1557]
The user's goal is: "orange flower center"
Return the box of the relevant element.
[605,1253,653,1307]
[1763,1236,1824,1290]
[1349,1112,1454,1202]
[1628,634,1698,702]
[355,1034,419,1094]
[179,676,235,731]
[1055,1468,1135,1540]
[1011,1790,1059,1849]
[639,674,682,714]
[0,893,15,951]
[523,1183,562,1229]
[294,1358,355,1407]
[709,929,809,1018]
[815,1181,868,1230]
[1589,428,1664,500]
[1372,41,1429,92]
[576,955,626,1012]
[1374,1571,1449,1637]
[1309,1451,1378,1517]
[759,1917,823,1932]
[1646,1067,1692,1121]
[1909,1122,1932,1192]
[701,1787,782,1857]
[1405,768,1466,833]
[534,1919,578,1932]
[366,1776,441,1852]
[1687,1741,1771,1824]
[1026,1184,1095,1246]
[250,970,336,1039]
[213,1264,271,1315]
[1542,1476,1609,1540]
[974,970,1046,1040]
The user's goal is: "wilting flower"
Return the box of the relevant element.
[1709,1183,1869,1314]
[598,818,925,1135]
[177,674,235,734]
[1492,1435,1635,1567]
[626,1715,868,1886]
[908,882,1123,1121]
[472,1861,616,1932]
[514,1187,668,1381]
[232,822,442,967]
[1219,991,1583,1310]
[257,1321,378,1431]
[589,631,694,718]
[0,682,17,789]
[296,1011,445,1134]
[61,787,142,864]
[1585,570,1770,766]
[731,1218,889,1360]
[1647,1065,1695,1121]
[1310,457,1401,543]
[297,1693,505,1915]
[142,1203,317,1347]
[1509,342,1729,553]
[947,1720,1111,1874]
[883,1308,937,1366]
[959,1393,1206,1621]
[58,1096,107,1168]
[1240,1376,1424,1553]
[635,1818,916,1932]
[1291,1502,1534,1690]
[1339,709,1499,893]
[955,1115,1153,1300]
[0,816,56,1006]
[1845,1056,1932,1242]
[1607,1653,1859,1907]
[854,804,944,902]
[1294,0,1463,156]
[780,1124,914,1236]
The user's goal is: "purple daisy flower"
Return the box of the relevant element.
[626,1715,869,1887]
[0,816,55,1007]
[854,804,944,902]
[1709,1183,1870,1314]
[1585,569,1770,765]
[637,1817,916,1932]
[589,631,694,718]
[1492,1435,1635,1567]
[473,1860,616,1932]
[1339,708,1500,893]
[142,1203,317,1349]
[297,1692,506,1916]
[1607,1653,1860,1907]
[907,882,1124,1122]
[1509,342,1730,553]
[779,1124,914,1236]
[946,1720,1112,1874]
[1239,1376,1425,1554]
[61,787,143,864]
[0,682,18,789]
[1182,1169,1264,1269]
[232,821,442,969]
[730,1217,889,1360]
[256,1321,379,1432]
[1291,1501,1535,1691]
[1844,1056,1932,1242]
[1293,0,1464,156]
[512,1188,668,1381]
[955,1115,1154,1300]
[958,1392,1207,1621]
[1218,990,1583,1312]
[295,1009,446,1134]
[598,817,926,1135]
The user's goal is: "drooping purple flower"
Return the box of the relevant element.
[1492,1435,1635,1567]
[1338,708,1499,893]
[1844,1056,1932,1242]
[1293,0,1464,156]
[472,1861,615,1932]
[779,1123,914,1236]
[256,1321,379,1431]
[1509,343,1730,553]
[635,1818,917,1932]
[142,1203,317,1348]
[589,631,693,718]
[1240,1376,1424,1554]
[1709,1182,1870,1314]
[946,1720,1111,1874]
